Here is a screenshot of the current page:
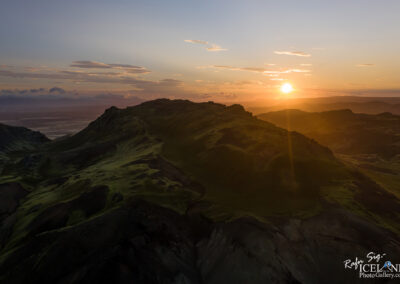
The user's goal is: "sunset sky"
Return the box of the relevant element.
[1,0,399,102]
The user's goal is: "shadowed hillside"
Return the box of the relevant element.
[259,108,400,213]
[0,124,49,174]
[1,99,400,283]
[0,123,49,154]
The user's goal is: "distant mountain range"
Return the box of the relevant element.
[1,99,400,283]
[249,96,400,115]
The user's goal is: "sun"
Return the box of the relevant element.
[280,83,293,94]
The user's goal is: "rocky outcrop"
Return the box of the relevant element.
[0,199,398,284]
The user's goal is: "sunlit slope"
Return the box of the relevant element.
[258,109,400,158]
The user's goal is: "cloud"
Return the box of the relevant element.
[0,89,145,111]
[213,65,267,73]
[184,39,209,45]
[184,40,227,52]
[207,45,228,52]
[300,63,312,66]
[49,87,66,94]
[0,68,182,93]
[207,65,311,75]
[70,61,149,74]
[274,51,311,57]
[263,69,311,74]
[0,88,50,96]
[356,63,374,67]
[70,61,110,69]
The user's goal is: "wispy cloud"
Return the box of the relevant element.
[263,69,310,74]
[197,65,311,82]
[70,61,150,74]
[207,65,311,75]
[212,65,267,73]
[274,51,311,57]
[184,39,227,52]
[0,88,145,111]
[356,63,374,67]
[0,62,181,93]
[184,39,209,45]
[300,63,312,66]
[207,45,227,52]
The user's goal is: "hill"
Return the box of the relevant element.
[258,109,400,158]
[1,99,400,283]
[0,123,49,154]
[258,108,400,207]
[0,123,49,173]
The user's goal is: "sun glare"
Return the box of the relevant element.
[280,83,294,94]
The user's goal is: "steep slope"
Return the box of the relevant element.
[1,99,400,283]
[44,100,345,216]
[258,109,400,200]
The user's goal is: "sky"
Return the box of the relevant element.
[0,0,399,103]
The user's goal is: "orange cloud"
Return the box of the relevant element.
[356,63,374,67]
[274,51,311,57]
[184,40,227,52]
[184,39,209,45]
[207,45,227,52]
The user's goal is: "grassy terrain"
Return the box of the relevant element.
[1,99,400,257]
[339,154,400,198]
[258,109,400,159]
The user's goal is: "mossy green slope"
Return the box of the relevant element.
[1,99,400,283]
[2,99,399,247]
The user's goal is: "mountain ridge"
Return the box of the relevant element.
[1,99,400,283]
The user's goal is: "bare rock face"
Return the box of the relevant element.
[0,198,398,284]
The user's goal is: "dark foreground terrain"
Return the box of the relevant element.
[1,99,400,283]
